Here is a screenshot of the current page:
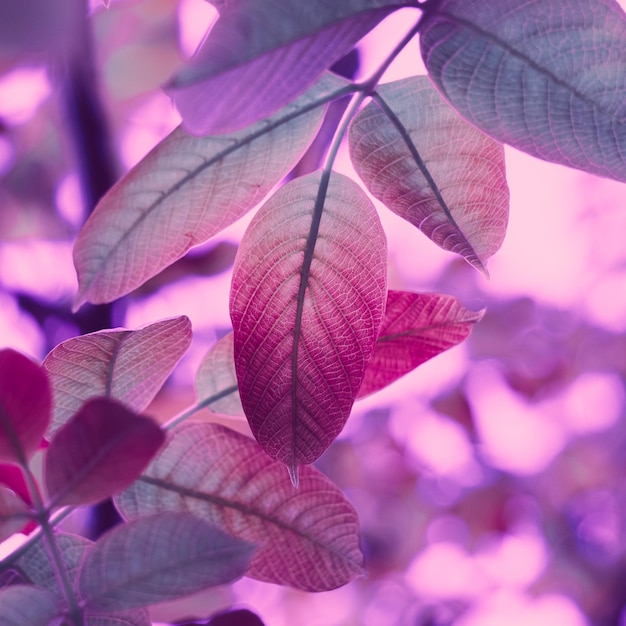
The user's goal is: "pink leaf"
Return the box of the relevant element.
[166,0,398,134]
[0,350,51,465]
[349,76,509,272]
[73,75,342,308]
[44,398,165,507]
[115,422,364,591]
[358,291,484,398]
[420,0,626,182]
[195,332,243,416]
[43,317,191,435]
[78,511,254,612]
[0,585,60,626]
[230,172,387,481]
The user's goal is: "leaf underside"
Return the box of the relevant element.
[0,585,60,626]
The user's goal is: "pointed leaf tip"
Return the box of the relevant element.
[288,463,299,489]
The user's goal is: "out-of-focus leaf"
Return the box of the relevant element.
[230,172,387,481]
[349,76,508,272]
[16,533,92,598]
[43,317,191,435]
[0,350,51,465]
[73,75,345,308]
[0,585,60,626]
[358,291,484,398]
[420,0,626,182]
[166,0,402,134]
[85,609,151,626]
[45,398,165,507]
[0,487,30,543]
[208,609,266,626]
[78,511,254,612]
[116,422,364,591]
[196,333,243,416]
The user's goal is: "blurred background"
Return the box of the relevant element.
[2,1,626,624]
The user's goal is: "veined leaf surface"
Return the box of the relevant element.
[78,511,254,612]
[0,585,60,626]
[0,350,51,465]
[230,172,387,480]
[85,611,151,626]
[73,74,344,307]
[44,398,165,507]
[358,291,484,398]
[167,0,407,134]
[420,0,626,182]
[115,422,364,591]
[43,316,191,435]
[349,76,509,272]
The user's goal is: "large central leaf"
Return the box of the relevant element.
[420,0,626,182]
[230,172,387,481]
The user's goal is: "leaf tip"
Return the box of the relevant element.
[288,463,299,489]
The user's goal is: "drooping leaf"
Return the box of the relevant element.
[115,422,364,591]
[44,398,165,507]
[230,171,387,480]
[0,486,31,543]
[78,511,254,612]
[73,75,345,308]
[85,609,151,626]
[166,0,403,134]
[358,291,484,398]
[420,0,626,182]
[0,585,60,626]
[0,350,51,465]
[349,76,509,272]
[16,533,93,598]
[195,333,243,416]
[43,316,191,435]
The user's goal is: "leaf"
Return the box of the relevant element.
[0,487,31,543]
[195,333,243,416]
[73,75,345,308]
[358,291,484,398]
[16,533,93,598]
[230,171,387,481]
[78,511,254,612]
[349,76,509,272]
[0,350,51,465]
[207,609,266,626]
[115,422,364,592]
[85,609,151,626]
[43,317,191,435]
[166,0,400,134]
[420,0,626,182]
[44,398,165,507]
[0,585,60,626]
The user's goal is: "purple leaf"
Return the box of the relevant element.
[0,585,60,626]
[73,74,343,308]
[349,76,509,272]
[358,291,484,398]
[420,0,626,182]
[166,0,398,134]
[115,422,364,592]
[195,333,243,416]
[230,172,387,481]
[44,398,165,507]
[43,317,191,435]
[78,511,254,612]
[208,609,266,626]
[0,350,51,465]
[0,486,31,543]
[85,610,151,626]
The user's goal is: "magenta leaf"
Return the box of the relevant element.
[358,291,484,398]
[0,584,60,625]
[230,172,387,481]
[78,511,254,612]
[73,75,343,308]
[195,333,243,416]
[0,349,51,465]
[44,397,165,507]
[43,316,191,435]
[166,0,399,134]
[0,486,31,543]
[115,422,364,591]
[420,0,626,182]
[349,76,509,273]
